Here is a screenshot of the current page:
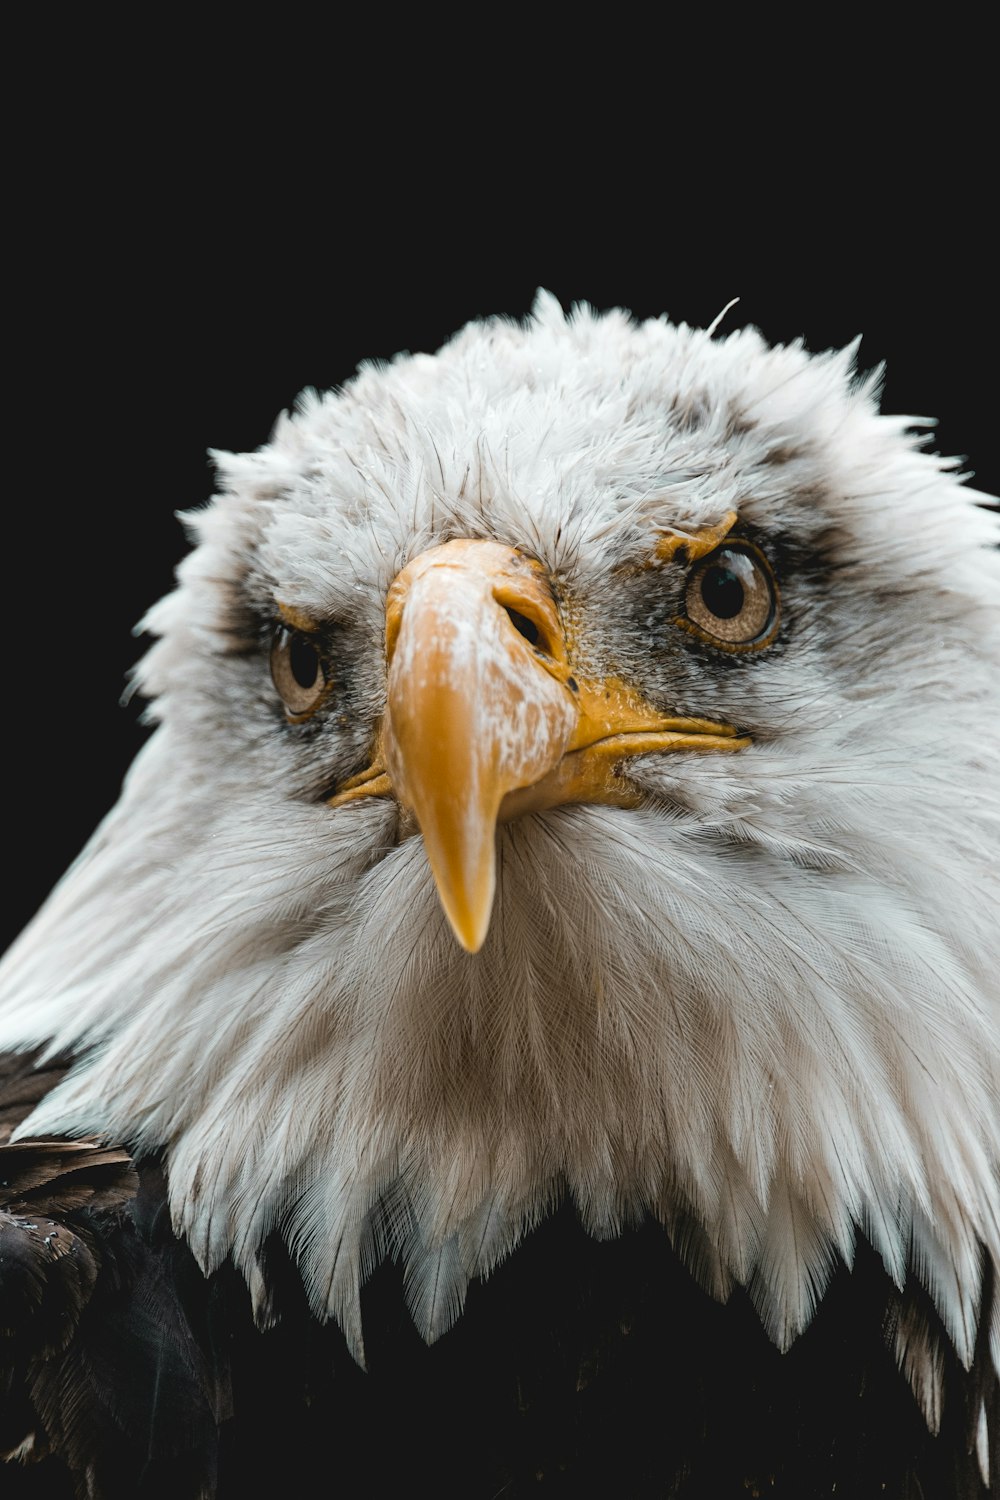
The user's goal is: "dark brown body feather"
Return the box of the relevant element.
[1,1051,996,1498]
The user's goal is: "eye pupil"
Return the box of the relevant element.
[700,566,745,620]
[289,634,320,688]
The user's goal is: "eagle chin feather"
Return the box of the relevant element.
[1,291,997,1495]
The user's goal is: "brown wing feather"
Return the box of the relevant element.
[0,1048,137,1479]
[0,1047,73,1140]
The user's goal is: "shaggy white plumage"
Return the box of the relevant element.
[0,292,997,1450]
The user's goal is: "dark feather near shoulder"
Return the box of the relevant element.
[0,1046,136,1227]
[0,1049,137,1488]
[0,1047,75,1139]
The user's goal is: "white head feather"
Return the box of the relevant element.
[0,292,997,1387]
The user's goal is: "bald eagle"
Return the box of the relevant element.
[1,293,997,1497]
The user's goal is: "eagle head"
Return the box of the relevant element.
[1,292,997,1402]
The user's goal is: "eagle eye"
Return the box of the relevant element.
[681,544,779,650]
[270,626,330,719]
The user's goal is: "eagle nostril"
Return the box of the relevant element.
[503,606,547,652]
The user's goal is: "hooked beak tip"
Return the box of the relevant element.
[432,850,496,954]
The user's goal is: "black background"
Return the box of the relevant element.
[4,41,996,959]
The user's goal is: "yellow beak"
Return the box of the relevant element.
[381,541,576,952]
